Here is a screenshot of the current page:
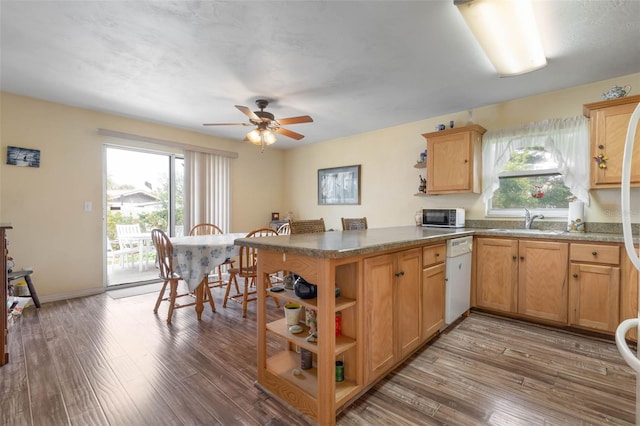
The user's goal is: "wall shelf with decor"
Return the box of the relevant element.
[414,158,427,195]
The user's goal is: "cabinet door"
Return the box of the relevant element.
[396,248,422,358]
[475,238,518,313]
[427,132,472,193]
[518,240,568,323]
[422,262,445,342]
[363,253,396,383]
[591,101,640,187]
[569,263,620,332]
[620,247,639,341]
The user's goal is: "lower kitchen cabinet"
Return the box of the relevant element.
[569,243,621,333]
[517,240,568,323]
[620,245,639,341]
[421,244,446,342]
[475,238,518,313]
[475,238,569,323]
[364,247,421,384]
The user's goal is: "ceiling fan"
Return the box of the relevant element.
[203,99,313,151]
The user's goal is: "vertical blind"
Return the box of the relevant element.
[184,150,231,233]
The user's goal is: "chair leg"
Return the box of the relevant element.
[204,282,216,313]
[154,280,169,313]
[242,277,249,318]
[223,273,237,308]
[167,280,178,324]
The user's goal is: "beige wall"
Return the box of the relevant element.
[0,93,285,299]
[283,72,640,230]
[2,72,640,300]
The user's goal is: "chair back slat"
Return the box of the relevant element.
[289,219,326,234]
[151,229,174,280]
[341,217,368,230]
[238,228,278,274]
[276,223,290,235]
[189,223,224,236]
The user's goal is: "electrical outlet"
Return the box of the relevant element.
[84,201,92,212]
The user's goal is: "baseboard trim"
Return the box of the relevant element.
[37,287,105,304]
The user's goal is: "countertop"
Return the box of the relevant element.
[235,226,634,259]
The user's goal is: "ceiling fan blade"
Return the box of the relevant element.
[235,105,261,121]
[202,122,250,126]
[276,127,305,140]
[277,115,313,125]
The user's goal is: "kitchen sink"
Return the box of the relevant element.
[486,228,566,235]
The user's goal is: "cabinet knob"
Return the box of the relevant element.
[592,251,598,256]
[394,271,405,277]
[520,256,525,260]
[512,255,517,260]
[573,273,578,278]
[435,253,440,257]
[598,144,604,150]
[464,159,468,163]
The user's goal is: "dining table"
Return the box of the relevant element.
[170,233,247,319]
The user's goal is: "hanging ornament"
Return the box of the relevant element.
[531,185,544,199]
[594,153,608,169]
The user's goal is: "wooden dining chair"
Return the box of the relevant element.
[276,222,290,235]
[151,228,215,324]
[188,223,237,292]
[223,227,280,318]
[341,217,368,230]
[289,218,326,234]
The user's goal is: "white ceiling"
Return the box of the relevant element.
[1,1,639,149]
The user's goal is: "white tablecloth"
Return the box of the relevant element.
[170,233,246,291]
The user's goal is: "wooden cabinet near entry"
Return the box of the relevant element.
[421,124,486,194]
[1,225,12,367]
[583,94,640,189]
[364,247,421,384]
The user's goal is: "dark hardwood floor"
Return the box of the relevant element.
[1,286,635,425]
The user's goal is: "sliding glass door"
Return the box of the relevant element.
[105,146,184,286]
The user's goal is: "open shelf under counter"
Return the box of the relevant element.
[266,350,360,407]
[268,287,356,312]
[266,318,356,356]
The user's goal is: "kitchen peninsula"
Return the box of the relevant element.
[235,226,471,425]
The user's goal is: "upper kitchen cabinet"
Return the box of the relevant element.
[583,94,640,189]
[422,124,486,194]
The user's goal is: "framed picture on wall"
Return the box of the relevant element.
[318,165,361,205]
[7,146,40,168]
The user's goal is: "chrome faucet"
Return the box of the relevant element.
[524,208,544,229]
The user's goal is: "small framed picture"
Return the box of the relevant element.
[7,146,40,168]
[271,212,280,221]
[318,165,361,205]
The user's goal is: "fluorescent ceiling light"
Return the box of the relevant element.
[455,0,547,77]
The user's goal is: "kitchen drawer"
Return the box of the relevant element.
[570,243,620,265]
[423,244,446,268]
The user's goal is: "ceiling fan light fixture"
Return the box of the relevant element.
[455,0,547,77]
[247,129,262,144]
[263,130,277,145]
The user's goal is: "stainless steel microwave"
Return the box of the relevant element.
[422,208,465,228]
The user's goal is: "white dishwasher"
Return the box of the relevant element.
[445,236,473,325]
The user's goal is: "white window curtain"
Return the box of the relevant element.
[184,150,231,233]
[482,116,590,205]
